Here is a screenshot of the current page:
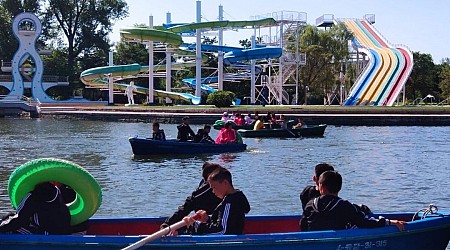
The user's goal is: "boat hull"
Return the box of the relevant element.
[238,124,327,138]
[129,138,247,156]
[0,213,449,249]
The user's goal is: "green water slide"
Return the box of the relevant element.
[120,27,183,46]
[167,18,277,33]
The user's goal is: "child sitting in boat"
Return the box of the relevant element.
[194,125,215,143]
[301,170,405,232]
[0,182,71,235]
[292,117,306,129]
[177,116,196,142]
[183,167,251,235]
[299,163,373,216]
[152,122,166,141]
[161,162,223,233]
[215,121,237,144]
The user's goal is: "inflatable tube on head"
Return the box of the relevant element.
[8,158,102,225]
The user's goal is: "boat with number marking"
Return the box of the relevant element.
[237,124,327,138]
[129,137,247,156]
[0,211,449,249]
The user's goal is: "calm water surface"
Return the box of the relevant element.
[0,118,449,230]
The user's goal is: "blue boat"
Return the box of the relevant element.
[0,212,449,249]
[129,137,247,156]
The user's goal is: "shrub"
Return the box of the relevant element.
[206,90,236,107]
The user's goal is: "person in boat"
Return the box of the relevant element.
[244,113,253,125]
[215,121,237,144]
[253,115,265,130]
[0,182,71,235]
[194,124,215,143]
[292,117,306,129]
[183,167,251,235]
[276,114,288,129]
[220,112,230,122]
[301,170,405,232]
[161,162,222,233]
[233,113,244,126]
[300,164,373,227]
[177,116,196,142]
[152,122,166,141]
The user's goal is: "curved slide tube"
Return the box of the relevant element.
[341,19,413,106]
[80,63,201,105]
[167,18,276,34]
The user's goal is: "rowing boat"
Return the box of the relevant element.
[0,212,449,249]
[237,124,327,138]
[129,137,247,156]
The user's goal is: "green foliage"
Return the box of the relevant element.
[438,64,450,99]
[206,90,236,107]
[284,24,352,104]
[41,0,129,83]
[406,52,437,101]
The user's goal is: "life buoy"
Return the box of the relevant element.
[8,158,102,225]
[21,63,33,76]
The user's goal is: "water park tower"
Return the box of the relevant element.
[252,11,307,105]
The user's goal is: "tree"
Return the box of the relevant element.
[41,0,128,84]
[0,0,41,62]
[288,24,352,105]
[406,52,437,102]
[438,64,450,100]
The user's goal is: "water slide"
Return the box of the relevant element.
[341,19,413,106]
[181,44,282,94]
[80,27,203,104]
[80,63,201,105]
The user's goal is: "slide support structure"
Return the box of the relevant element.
[195,0,202,98]
[148,16,154,104]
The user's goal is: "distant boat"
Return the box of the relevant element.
[213,120,296,131]
[129,137,247,156]
[0,212,449,249]
[237,124,327,138]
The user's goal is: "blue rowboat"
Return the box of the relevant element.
[0,212,449,249]
[129,137,247,156]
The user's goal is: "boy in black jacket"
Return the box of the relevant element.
[161,162,222,231]
[301,170,405,232]
[183,167,251,235]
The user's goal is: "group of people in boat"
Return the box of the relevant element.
[160,162,405,236]
[0,161,405,236]
[221,111,307,131]
[152,116,242,144]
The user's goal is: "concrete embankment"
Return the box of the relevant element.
[36,105,450,126]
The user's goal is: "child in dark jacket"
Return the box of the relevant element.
[301,171,404,232]
[183,167,251,235]
[0,182,71,235]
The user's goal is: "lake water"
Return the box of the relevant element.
[0,118,449,245]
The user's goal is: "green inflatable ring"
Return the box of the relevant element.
[8,158,102,225]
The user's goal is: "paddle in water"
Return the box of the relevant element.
[121,213,201,250]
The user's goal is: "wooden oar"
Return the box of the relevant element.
[121,214,200,250]
[285,129,299,138]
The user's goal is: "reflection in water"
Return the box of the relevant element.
[0,119,449,226]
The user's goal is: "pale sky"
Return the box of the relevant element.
[110,0,450,63]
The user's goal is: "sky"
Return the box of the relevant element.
[110,0,450,63]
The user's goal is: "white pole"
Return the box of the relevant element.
[278,12,284,104]
[195,0,202,98]
[218,5,224,91]
[148,16,154,104]
[250,32,256,104]
[108,51,114,105]
[165,13,172,104]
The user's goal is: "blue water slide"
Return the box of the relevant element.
[182,78,218,94]
[224,47,282,64]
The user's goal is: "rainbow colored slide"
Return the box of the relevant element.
[341,19,413,106]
